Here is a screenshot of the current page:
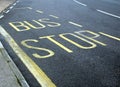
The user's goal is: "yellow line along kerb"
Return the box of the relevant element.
[0,26,56,87]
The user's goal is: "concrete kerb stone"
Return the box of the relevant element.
[0,41,30,87]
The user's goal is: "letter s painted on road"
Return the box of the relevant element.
[21,39,55,58]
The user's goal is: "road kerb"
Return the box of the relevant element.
[0,41,30,87]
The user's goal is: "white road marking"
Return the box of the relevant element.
[27,7,33,10]
[73,0,87,6]
[16,0,19,3]
[97,9,120,19]
[14,7,32,10]
[5,10,10,13]
[0,15,4,19]
[69,21,83,27]
[13,3,17,6]
[36,10,43,14]
[49,15,59,19]
[9,6,14,9]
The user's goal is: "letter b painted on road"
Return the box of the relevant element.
[9,22,31,31]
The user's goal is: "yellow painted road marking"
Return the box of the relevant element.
[68,21,83,28]
[9,22,31,31]
[36,10,44,14]
[99,32,120,41]
[0,26,56,87]
[75,30,107,46]
[59,33,96,49]
[49,15,59,19]
[39,35,73,53]
[21,39,55,59]
[24,21,37,29]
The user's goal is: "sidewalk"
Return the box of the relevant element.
[0,0,16,18]
[0,42,29,87]
[0,0,16,12]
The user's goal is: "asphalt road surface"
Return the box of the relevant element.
[0,0,120,87]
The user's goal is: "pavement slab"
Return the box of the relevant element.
[0,0,16,12]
